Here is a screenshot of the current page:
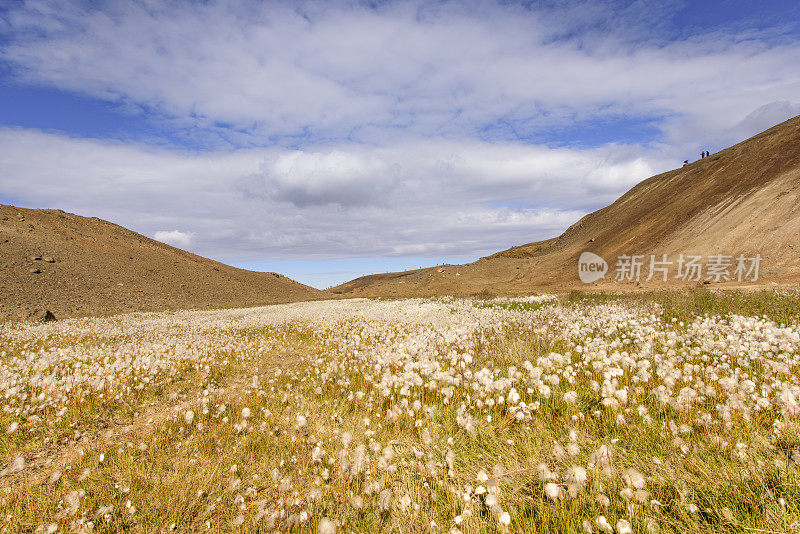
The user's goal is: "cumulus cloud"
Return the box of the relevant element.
[1,1,799,272]
[0,127,668,260]
[244,150,397,208]
[731,100,800,140]
[154,230,194,249]
[2,0,799,148]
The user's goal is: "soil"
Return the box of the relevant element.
[0,205,323,320]
[330,114,800,297]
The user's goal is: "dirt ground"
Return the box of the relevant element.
[0,205,323,320]
[331,115,800,298]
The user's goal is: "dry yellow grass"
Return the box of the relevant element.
[1,292,799,533]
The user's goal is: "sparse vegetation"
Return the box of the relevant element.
[568,289,800,326]
[650,289,800,326]
[475,295,557,313]
[1,292,800,533]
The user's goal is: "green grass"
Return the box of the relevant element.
[568,288,800,326]
[474,301,554,313]
[651,289,800,326]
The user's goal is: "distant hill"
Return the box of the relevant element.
[0,205,323,320]
[331,115,800,297]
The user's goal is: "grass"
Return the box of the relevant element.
[474,301,553,313]
[651,289,800,326]
[568,288,800,326]
[1,291,799,532]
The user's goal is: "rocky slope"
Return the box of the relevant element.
[0,205,323,319]
[332,115,800,297]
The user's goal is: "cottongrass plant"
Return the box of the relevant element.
[0,292,799,532]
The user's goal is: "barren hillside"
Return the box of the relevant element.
[0,205,323,319]
[332,115,800,297]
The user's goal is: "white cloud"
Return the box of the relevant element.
[254,150,395,207]
[731,100,800,140]
[154,230,194,249]
[2,1,798,148]
[0,127,668,260]
[1,1,799,273]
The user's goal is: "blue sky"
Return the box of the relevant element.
[231,256,478,289]
[1,0,799,288]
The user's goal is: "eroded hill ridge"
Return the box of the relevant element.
[0,205,323,319]
[332,114,800,297]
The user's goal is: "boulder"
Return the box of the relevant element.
[26,309,56,322]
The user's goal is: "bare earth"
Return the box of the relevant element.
[331,114,800,297]
[0,206,323,320]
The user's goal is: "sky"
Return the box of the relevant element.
[1,0,799,289]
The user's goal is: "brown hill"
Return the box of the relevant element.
[0,205,323,320]
[331,114,800,297]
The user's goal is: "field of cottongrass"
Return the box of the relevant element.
[1,290,800,533]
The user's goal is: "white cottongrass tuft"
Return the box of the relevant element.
[318,517,336,534]
[499,511,511,526]
[544,482,560,501]
[622,468,646,489]
[595,515,613,532]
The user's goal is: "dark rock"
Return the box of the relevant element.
[29,268,42,274]
[26,309,56,322]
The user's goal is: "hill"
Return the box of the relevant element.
[0,205,323,319]
[331,115,800,297]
